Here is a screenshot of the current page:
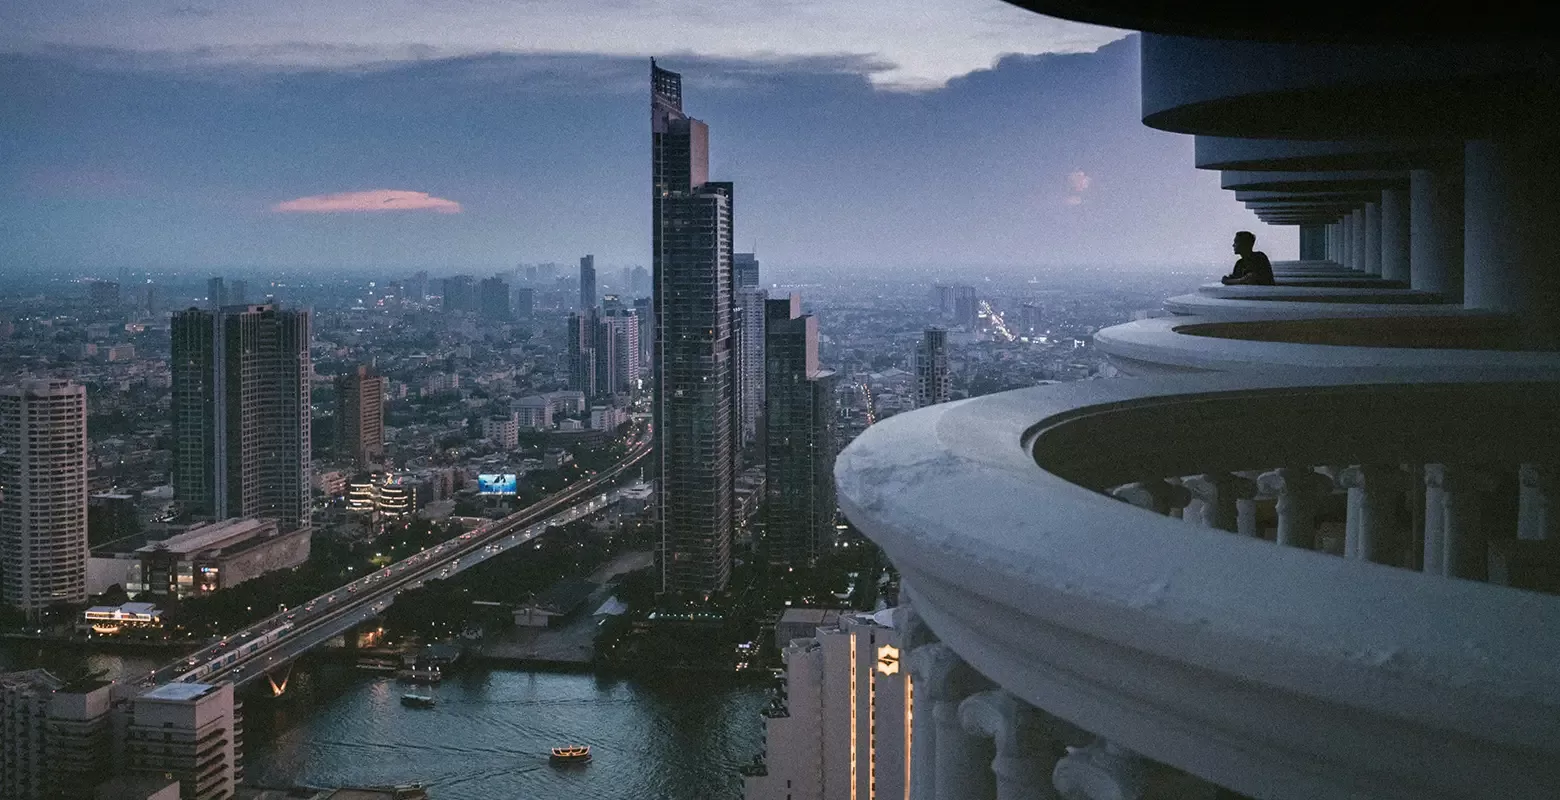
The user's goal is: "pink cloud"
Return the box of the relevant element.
[1064,195,1083,206]
[272,189,462,214]
[1066,169,1091,193]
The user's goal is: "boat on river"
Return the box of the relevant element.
[401,693,435,709]
[549,745,591,764]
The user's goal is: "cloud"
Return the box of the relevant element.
[1063,195,1084,206]
[0,0,1126,90]
[271,189,461,214]
[1066,169,1091,193]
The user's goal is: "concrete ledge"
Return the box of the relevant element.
[1165,293,1467,321]
[1194,284,1430,302]
[1094,315,1560,375]
[836,374,1560,800]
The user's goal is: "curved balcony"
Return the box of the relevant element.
[1163,292,1464,322]
[835,373,1560,800]
[1095,315,1560,376]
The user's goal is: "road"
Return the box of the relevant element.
[142,427,652,690]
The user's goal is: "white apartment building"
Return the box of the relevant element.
[125,682,241,800]
[0,379,89,610]
[482,414,519,449]
[745,609,910,800]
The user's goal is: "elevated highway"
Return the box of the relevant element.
[142,431,651,693]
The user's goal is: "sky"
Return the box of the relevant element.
[0,0,1285,277]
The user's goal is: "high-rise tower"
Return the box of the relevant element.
[335,365,385,468]
[914,327,951,408]
[0,380,88,611]
[763,297,838,566]
[734,253,766,448]
[171,304,311,533]
[653,60,736,596]
[579,255,597,311]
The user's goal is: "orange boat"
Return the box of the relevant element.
[549,745,592,764]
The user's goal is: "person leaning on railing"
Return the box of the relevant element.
[1221,230,1275,285]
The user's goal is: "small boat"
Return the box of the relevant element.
[401,693,436,709]
[549,745,592,764]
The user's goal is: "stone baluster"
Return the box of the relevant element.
[1052,740,1148,800]
[1110,480,1192,517]
[1424,464,1498,580]
[1181,473,1258,533]
[1518,464,1558,542]
[960,690,1062,800]
[1256,468,1333,550]
[1339,465,1409,565]
[907,643,994,800]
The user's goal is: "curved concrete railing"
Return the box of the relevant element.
[1194,284,1434,303]
[1165,293,1468,321]
[836,373,1560,800]
[1094,315,1560,375]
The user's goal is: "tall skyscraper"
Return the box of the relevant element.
[567,311,597,397]
[763,297,838,566]
[171,304,312,533]
[631,265,651,296]
[514,287,535,319]
[407,271,429,302]
[734,252,759,289]
[953,285,978,329]
[207,277,226,309]
[335,365,385,468]
[634,296,653,366]
[480,275,511,320]
[579,254,597,311]
[442,275,477,312]
[599,309,641,396]
[0,380,88,611]
[914,327,951,408]
[653,60,737,596]
[228,279,247,305]
[737,286,768,447]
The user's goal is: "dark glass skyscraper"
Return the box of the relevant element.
[171,304,312,533]
[579,254,597,311]
[763,297,838,567]
[652,61,736,596]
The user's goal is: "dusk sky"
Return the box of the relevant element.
[0,0,1286,277]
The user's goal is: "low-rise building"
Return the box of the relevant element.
[82,601,163,633]
[135,517,311,599]
[347,474,418,518]
[125,682,240,800]
[482,415,519,449]
[0,670,115,800]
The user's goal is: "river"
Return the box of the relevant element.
[1,644,767,800]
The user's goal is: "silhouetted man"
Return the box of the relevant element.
[1221,231,1275,285]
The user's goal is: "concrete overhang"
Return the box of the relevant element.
[1222,170,1408,193]
[1234,190,1377,204]
[1141,34,1560,138]
[1196,137,1459,172]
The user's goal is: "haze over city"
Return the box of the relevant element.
[1,0,1281,278]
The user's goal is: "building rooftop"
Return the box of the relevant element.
[135,517,275,556]
[140,682,218,702]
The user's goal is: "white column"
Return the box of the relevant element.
[1379,187,1410,283]
[1410,167,1464,300]
[1110,480,1191,516]
[908,643,995,800]
[961,690,1061,800]
[1519,464,1558,542]
[1465,137,1560,347]
[1348,210,1362,269]
[1364,201,1382,276]
[1258,468,1332,549]
[1181,473,1258,534]
[1052,740,1148,800]
[1424,464,1497,580]
[1340,465,1409,565]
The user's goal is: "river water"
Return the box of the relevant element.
[1,645,767,800]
